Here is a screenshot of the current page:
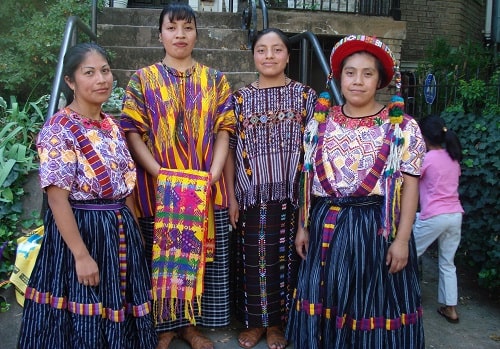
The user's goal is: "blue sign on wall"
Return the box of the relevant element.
[424,73,437,104]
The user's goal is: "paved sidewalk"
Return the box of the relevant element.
[1,252,499,348]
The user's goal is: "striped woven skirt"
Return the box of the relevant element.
[235,200,299,328]
[18,200,157,349]
[286,196,425,349]
[139,208,232,331]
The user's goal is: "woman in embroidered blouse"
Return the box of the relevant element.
[286,35,426,348]
[17,43,157,348]
[120,4,235,349]
[226,28,317,349]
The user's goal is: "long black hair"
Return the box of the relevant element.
[62,42,109,104]
[418,115,462,161]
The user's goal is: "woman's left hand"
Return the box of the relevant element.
[386,238,409,273]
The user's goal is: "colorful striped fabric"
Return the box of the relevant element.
[120,62,235,218]
[152,168,211,324]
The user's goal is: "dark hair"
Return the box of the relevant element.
[62,42,109,104]
[159,3,197,33]
[340,50,386,88]
[418,115,462,161]
[251,28,291,54]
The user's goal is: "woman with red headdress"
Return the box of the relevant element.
[286,35,426,348]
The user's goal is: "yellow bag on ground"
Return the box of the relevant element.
[9,226,44,306]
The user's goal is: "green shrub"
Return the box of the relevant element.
[441,109,500,291]
[0,0,99,103]
[417,37,499,290]
[0,96,45,282]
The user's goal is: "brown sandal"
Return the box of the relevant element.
[156,331,177,349]
[178,326,214,349]
[266,326,287,349]
[238,327,266,348]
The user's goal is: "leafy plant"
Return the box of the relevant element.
[441,108,500,291]
[101,84,125,115]
[0,0,104,103]
[417,38,500,291]
[0,95,46,282]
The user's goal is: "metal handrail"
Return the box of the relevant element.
[289,31,344,105]
[242,0,269,48]
[91,0,98,34]
[45,16,98,120]
[241,1,341,104]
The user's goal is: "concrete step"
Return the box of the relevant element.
[97,25,248,50]
[98,7,256,90]
[112,69,257,90]
[98,7,243,28]
[105,46,254,72]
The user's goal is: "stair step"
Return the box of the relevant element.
[98,25,248,50]
[112,69,257,91]
[99,7,257,90]
[98,7,243,28]
[105,46,254,72]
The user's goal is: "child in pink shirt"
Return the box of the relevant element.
[414,115,464,323]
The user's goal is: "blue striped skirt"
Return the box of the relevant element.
[286,196,425,349]
[18,200,157,349]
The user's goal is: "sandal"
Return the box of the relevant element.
[238,327,266,348]
[266,326,287,349]
[437,306,459,324]
[156,331,177,349]
[178,326,214,349]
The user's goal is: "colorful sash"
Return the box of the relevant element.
[59,110,114,198]
[152,168,211,324]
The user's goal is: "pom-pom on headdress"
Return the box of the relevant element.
[330,34,407,240]
[384,61,406,241]
[301,91,331,227]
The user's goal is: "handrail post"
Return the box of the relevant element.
[290,31,344,105]
[300,38,309,84]
[91,0,97,34]
[46,16,98,120]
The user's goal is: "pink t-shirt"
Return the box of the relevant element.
[419,149,464,220]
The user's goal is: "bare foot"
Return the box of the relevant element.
[266,326,287,349]
[178,326,214,349]
[156,331,176,349]
[238,327,266,348]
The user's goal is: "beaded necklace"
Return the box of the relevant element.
[68,108,113,132]
[161,59,195,78]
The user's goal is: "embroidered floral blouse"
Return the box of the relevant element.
[37,108,136,201]
[311,105,425,197]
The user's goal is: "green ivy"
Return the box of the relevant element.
[441,109,500,290]
[418,37,500,290]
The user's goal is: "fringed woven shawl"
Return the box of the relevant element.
[152,168,212,324]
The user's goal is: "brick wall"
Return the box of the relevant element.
[401,0,486,65]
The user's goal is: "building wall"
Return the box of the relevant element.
[400,0,486,67]
[266,10,406,101]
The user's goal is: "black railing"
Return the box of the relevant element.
[264,0,400,18]
[242,0,269,48]
[46,16,98,120]
[242,0,343,104]
[289,32,343,105]
[402,80,500,117]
